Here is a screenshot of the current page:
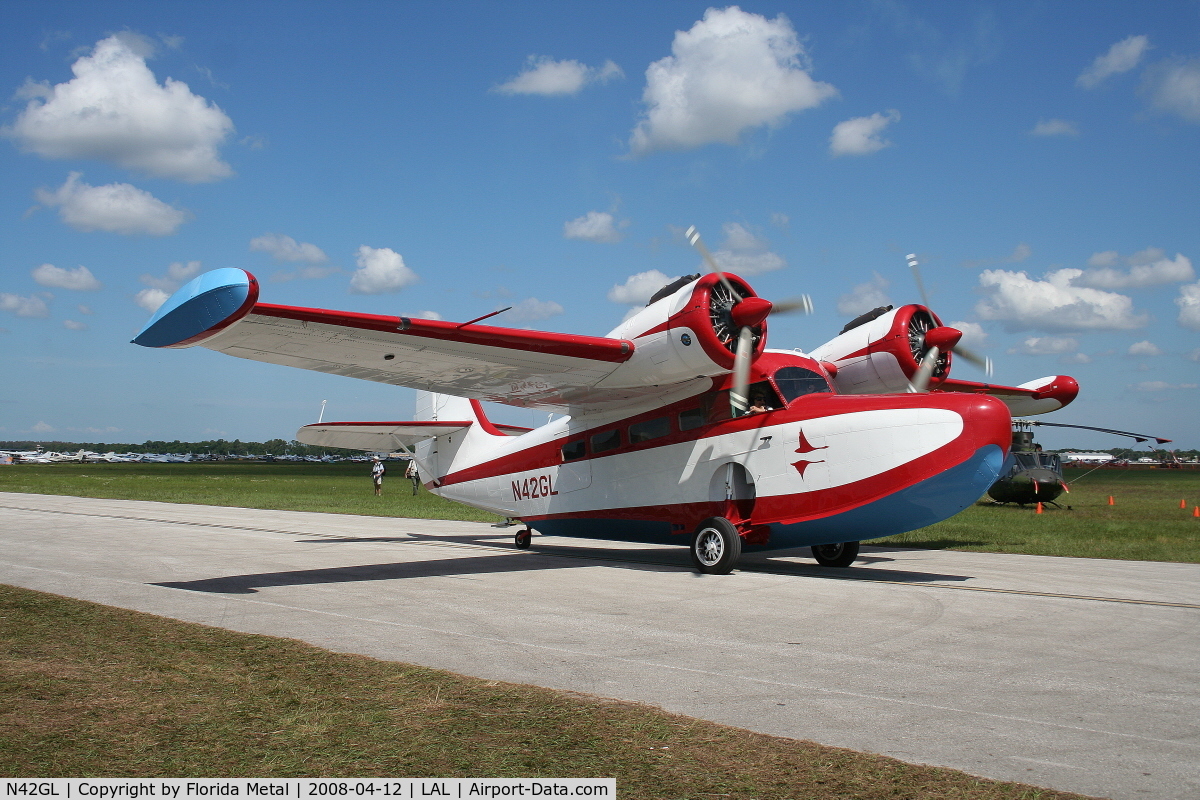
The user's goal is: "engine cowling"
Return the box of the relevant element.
[600,273,768,388]
[808,304,952,395]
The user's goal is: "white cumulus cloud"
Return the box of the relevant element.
[1177,282,1200,330]
[134,288,169,313]
[1141,56,1200,122]
[506,297,564,322]
[349,245,418,295]
[946,320,988,350]
[32,263,102,291]
[36,172,188,235]
[1031,119,1079,137]
[830,110,900,156]
[0,293,51,318]
[1127,340,1163,356]
[709,222,785,276]
[564,211,626,243]
[975,268,1148,332]
[250,233,328,264]
[63,319,88,331]
[3,34,234,182]
[1074,251,1193,289]
[1008,336,1079,356]
[629,6,837,154]
[837,272,891,317]
[493,56,622,96]
[1077,34,1151,89]
[608,270,679,305]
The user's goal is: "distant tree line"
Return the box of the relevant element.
[0,439,364,458]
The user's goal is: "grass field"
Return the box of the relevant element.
[2,461,1197,562]
[874,467,1200,562]
[0,461,501,522]
[0,584,1089,798]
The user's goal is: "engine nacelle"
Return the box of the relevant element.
[808,304,948,395]
[599,273,767,389]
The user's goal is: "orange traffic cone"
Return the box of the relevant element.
[1181,499,1188,509]
[1108,496,1115,506]
[1036,502,1044,514]
[1194,506,1199,518]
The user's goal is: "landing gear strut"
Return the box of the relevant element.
[811,540,859,567]
[514,528,532,549]
[690,517,742,574]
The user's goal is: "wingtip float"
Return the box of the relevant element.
[132,268,259,349]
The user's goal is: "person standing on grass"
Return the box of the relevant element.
[406,459,420,495]
[371,456,385,496]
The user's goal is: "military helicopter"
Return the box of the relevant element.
[987,420,1172,506]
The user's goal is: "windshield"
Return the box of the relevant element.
[773,366,832,405]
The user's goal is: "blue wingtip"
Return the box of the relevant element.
[132,268,259,348]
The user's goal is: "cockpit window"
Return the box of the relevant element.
[773,366,832,404]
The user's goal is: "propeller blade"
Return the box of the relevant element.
[909,345,940,393]
[730,326,754,415]
[686,225,743,302]
[953,343,994,377]
[770,295,814,315]
[907,254,992,378]
[907,253,931,307]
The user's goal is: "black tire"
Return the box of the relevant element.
[514,529,532,549]
[690,517,742,574]
[811,540,859,567]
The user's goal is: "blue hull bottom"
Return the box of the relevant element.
[528,444,1005,551]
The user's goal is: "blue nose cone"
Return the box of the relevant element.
[132,268,259,348]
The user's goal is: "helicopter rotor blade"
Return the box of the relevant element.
[1019,420,1172,445]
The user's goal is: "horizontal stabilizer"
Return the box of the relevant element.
[297,421,473,451]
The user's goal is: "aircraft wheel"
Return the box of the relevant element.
[690,517,742,574]
[811,540,859,567]
[514,529,532,549]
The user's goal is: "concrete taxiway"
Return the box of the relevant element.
[1,491,1197,799]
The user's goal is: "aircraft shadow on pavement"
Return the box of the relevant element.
[297,532,973,584]
[154,535,971,594]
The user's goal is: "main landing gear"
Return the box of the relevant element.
[690,517,742,574]
[690,518,863,573]
[810,540,860,567]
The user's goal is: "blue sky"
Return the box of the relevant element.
[2,1,1197,452]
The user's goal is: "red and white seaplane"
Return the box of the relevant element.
[133,229,1078,573]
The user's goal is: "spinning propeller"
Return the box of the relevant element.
[904,253,993,392]
[685,225,813,414]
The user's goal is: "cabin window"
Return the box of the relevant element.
[744,381,782,414]
[773,366,832,405]
[629,416,671,444]
[679,407,705,431]
[590,428,622,454]
[561,440,586,461]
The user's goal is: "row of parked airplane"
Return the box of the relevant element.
[0,450,195,463]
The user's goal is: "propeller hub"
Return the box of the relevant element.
[924,326,963,351]
[730,296,772,328]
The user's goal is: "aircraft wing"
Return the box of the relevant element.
[933,375,1079,417]
[131,268,694,414]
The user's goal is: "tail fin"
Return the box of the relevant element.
[412,392,514,484]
